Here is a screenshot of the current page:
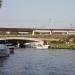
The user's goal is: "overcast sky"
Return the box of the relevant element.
[0,0,75,29]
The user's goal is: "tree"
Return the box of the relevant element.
[0,0,2,8]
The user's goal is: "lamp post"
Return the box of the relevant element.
[70,24,72,30]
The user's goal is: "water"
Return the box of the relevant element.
[0,48,75,75]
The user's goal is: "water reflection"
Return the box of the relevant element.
[0,57,8,75]
[0,57,8,67]
[0,48,75,75]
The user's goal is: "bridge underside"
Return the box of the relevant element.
[0,37,41,41]
[0,37,41,48]
[0,39,34,48]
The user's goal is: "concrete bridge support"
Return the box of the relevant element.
[32,30,35,35]
[32,30,52,35]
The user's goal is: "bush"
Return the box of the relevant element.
[50,40,64,44]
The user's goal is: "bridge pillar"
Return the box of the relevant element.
[17,43,20,48]
[66,31,69,35]
[32,30,35,35]
[50,31,52,35]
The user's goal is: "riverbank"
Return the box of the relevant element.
[48,41,75,49]
[48,47,75,49]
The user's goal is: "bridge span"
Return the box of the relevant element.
[0,36,43,48]
[0,35,59,41]
[0,35,56,48]
[0,36,41,41]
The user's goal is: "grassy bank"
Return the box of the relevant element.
[48,41,75,49]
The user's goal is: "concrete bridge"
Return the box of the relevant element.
[0,35,59,41]
[0,28,75,42]
[0,35,59,48]
[0,35,58,48]
[0,36,41,41]
[0,28,75,36]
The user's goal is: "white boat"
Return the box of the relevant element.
[35,44,49,49]
[32,41,49,49]
[0,44,10,57]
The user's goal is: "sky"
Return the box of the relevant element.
[0,0,75,29]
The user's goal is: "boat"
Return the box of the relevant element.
[35,44,49,49]
[6,43,15,54]
[32,41,49,49]
[0,44,10,57]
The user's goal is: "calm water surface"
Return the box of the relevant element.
[0,48,75,75]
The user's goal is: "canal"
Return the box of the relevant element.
[0,48,75,75]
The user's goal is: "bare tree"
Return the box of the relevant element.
[0,0,2,8]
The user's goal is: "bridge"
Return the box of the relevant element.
[0,28,74,44]
[0,34,60,48]
[0,35,59,41]
[0,28,75,36]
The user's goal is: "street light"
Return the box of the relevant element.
[70,24,72,29]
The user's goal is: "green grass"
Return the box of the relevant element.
[48,41,75,48]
